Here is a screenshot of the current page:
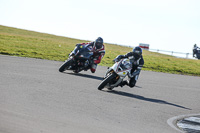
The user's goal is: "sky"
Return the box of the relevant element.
[1,0,200,54]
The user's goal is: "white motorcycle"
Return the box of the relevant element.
[98,58,132,90]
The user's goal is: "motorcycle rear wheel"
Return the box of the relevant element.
[59,59,73,72]
[98,73,116,90]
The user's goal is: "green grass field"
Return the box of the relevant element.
[1,25,200,76]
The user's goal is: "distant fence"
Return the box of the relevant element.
[146,49,194,59]
[127,45,195,59]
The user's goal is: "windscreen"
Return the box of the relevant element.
[119,59,131,71]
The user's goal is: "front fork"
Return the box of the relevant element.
[104,70,123,88]
[104,69,120,80]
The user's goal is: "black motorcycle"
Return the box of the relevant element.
[59,44,93,73]
[194,47,200,60]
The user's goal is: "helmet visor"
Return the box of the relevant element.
[134,50,141,55]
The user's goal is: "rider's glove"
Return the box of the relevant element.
[113,58,119,62]
[113,55,124,62]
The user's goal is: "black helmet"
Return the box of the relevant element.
[94,37,103,49]
[132,46,142,58]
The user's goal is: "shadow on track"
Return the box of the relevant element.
[105,90,191,110]
[62,72,104,81]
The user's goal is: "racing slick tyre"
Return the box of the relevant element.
[59,59,73,72]
[98,73,116,90]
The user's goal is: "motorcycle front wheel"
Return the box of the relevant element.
[59,58,73,72]
[98,73,116,90]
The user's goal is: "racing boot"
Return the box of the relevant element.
[119,80,128,87]
[73,68,80,73]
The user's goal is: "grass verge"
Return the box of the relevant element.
[0,25,200,76]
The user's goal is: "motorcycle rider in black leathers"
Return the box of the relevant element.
[193,44,199,57]
[114,46,144,88]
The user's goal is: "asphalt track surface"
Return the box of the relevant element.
[0,55,200,133]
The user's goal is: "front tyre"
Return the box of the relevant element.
[59,59,73,72]
[98,73,116,90]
